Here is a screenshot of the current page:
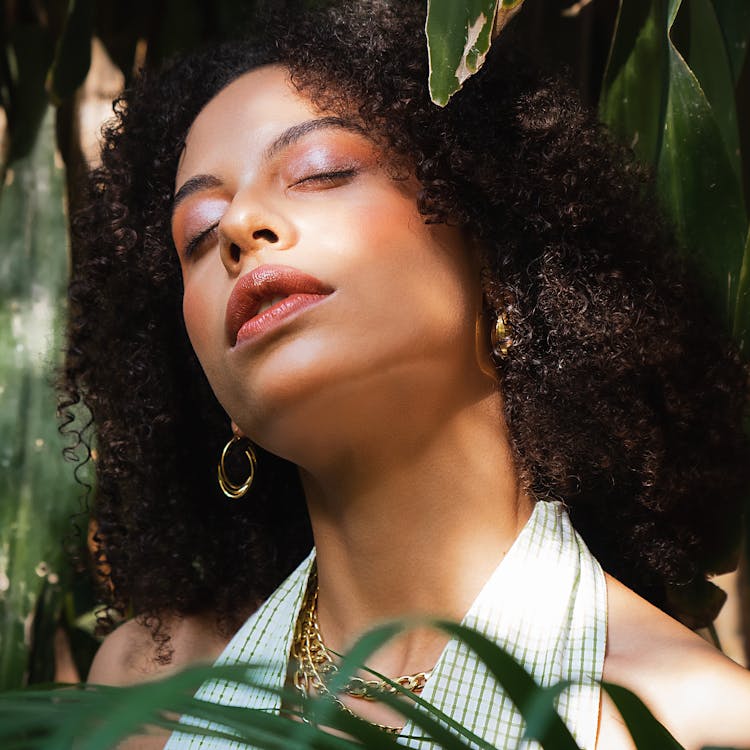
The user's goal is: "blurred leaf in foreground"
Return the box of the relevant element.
[0,618,688,750]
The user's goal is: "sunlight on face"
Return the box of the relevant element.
[171,65,495,466]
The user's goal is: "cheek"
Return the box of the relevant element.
[182,275,223,363]
[344,197,475,330]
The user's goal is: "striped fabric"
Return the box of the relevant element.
[164,500,607,750]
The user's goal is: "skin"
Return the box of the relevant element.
[87,66,750,750]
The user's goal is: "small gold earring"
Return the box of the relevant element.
[491,311,513,357]
[218,435,257,499]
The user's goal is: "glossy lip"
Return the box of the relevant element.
[226,264,334,348]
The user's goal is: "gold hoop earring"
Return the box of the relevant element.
[218,435,257,499]
[491,311,513,357]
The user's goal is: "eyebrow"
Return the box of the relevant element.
[171,116,366,217]
[172,174,223,216]
[263,116,365,160]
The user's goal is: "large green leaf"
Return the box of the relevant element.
[0,106,82,690]
[683,0,742,188]
[426,0,499,107]
[425,0,525,107]
[600,0,748,328]
[599,1,669,166]
[733,225,750,355]
[656,2,747,325]
[710,0,750,84]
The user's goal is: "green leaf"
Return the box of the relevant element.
[46,0,94,105]
[0,106,82,690]
[683,0,743,188]
[602,683,684,749]
[732,224,750,355]
[600,1,669,166]
[668,0,681,27]
[433,621,581,750]
[426,0,500,107]
[0,625,688,750]
[656,11,747,323]
[323,669,485,750]
[710,0,750,84]
[522,682,575,742]
[0,665,404,750]
[600,0,748,326]
[324,621,497,748]
[328,619,581,750]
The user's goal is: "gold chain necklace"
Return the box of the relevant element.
[290,565,432,734]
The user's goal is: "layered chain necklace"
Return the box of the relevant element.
[290,564,432,734]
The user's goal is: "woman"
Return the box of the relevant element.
[63,1,750,748]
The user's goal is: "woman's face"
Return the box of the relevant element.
[172,65,497,466]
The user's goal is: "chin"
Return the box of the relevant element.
[225,356,342,450]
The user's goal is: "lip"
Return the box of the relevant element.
[226,264,334,348]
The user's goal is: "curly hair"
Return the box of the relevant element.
[60,0,749,640]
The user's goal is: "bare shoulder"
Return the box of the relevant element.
[86,614,234,750]
[598,573,750,750]
[87,611,232,687]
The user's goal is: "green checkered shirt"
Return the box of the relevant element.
[165,500,606,749]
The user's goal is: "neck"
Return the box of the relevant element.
[298,388,534,676]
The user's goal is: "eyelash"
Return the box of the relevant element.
[292,168,358,187]
[182,169,358,259]
[184,223,218,259]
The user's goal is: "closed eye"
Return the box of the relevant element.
[292,168,358,188]
[184,222,219,259]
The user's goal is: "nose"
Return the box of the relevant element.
[218,191,297,274]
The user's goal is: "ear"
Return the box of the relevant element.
[231,420,246,438]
